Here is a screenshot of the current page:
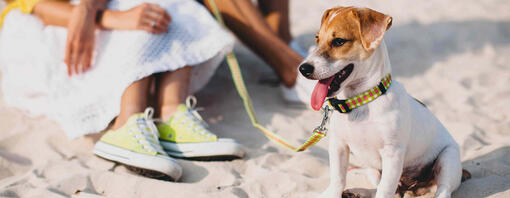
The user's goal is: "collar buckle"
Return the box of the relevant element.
[377,83,387,95]
[328,98,352,113]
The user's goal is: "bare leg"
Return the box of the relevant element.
[158,66,193,121]
[258,0,292,43]
[203,0,301,87]
[112,76,152,130]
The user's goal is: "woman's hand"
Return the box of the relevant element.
[64,4,97,76]
[104,3,171,34]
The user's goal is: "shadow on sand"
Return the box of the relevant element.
[454,146,510,197]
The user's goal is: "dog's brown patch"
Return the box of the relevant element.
[396,159,438,196]
[462,169,472,182]
[316,7,361,60]
[342,188,374,198]
[356,8,392,51]
[396,163,471,196]
[342,191,362,198]
[315,7,392,61]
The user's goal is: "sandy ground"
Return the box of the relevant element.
[1,0,510,197]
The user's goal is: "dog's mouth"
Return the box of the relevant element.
[310,64,354,110]
[327,64,354,96]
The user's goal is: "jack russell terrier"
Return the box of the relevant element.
[299,7,470,198]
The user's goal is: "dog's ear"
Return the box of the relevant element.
[353,8,392,51]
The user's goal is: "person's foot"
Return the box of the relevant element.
[157,97,245,159]
[280,72,315,106]
[93,108,182,181]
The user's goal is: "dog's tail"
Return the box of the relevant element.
[461,169,472,182]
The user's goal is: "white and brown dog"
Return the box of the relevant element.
[299,7,469,198]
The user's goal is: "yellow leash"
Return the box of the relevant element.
[207,0,328,152]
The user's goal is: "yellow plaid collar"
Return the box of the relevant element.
[327,74,392,113]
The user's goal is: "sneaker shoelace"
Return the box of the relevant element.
[129,107,166,154]
[172,96,214,139]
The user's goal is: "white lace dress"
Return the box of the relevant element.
[0,0,234,138]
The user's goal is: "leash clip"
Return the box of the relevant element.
[313,105,333,136]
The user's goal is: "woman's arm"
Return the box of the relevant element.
[33,0,170,76]
[33,1,74,27]
[33,0,108,28]
[33,1,171,31]
[38,0,106,76]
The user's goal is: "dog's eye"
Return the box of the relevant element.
[315,35,319,43]
[331,38,348,47]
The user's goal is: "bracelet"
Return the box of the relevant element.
[96,10,104,23]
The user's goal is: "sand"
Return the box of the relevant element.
[1,0,510,197]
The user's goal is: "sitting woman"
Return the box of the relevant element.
[0,0,308,181]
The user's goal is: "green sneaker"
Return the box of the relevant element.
[94,108,182,181]
[157,96,245,159]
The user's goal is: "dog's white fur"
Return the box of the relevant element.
[304,41,462,198]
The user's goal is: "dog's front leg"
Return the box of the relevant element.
[319,138,350,198]
[375,146,405,198]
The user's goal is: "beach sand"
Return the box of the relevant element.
[1,0,510,197]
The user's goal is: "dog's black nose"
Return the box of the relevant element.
[299,63,314,77]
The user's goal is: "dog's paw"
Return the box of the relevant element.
[342,188,375,198]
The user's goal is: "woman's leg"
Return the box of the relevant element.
[112,76,152,130]
[96,75,183,180]
[157,66,192,121]
[155,66,245,158]
[203,0,301,87]
[258,0,292,43]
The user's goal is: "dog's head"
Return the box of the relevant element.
[300,7,392,110]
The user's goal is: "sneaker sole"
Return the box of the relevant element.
[93,141,182,181]
[159,138,245,159]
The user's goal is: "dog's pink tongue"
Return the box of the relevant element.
[311,76,335,111]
